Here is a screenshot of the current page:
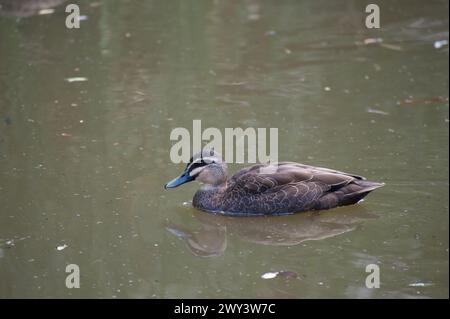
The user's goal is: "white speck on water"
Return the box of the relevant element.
[409,282,433,287]
[38,8,55,15]
[434,40,448,49]
[264,30,277,36]
[248,13,260,21]
[324,86,331,91]
[261,272,279,279]
[363,38,383,45]
[56,244,68,251]
[66,77,88,83]
[367,108,389,115]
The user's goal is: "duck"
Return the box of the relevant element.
[164,149,384,216]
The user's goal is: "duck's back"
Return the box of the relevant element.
[205,162,384,216]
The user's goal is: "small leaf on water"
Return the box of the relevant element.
[56,244,68,251]
[434,40,448,49]
[66,77,88,83]
[363,38,383,45]
[38,9,55,15]
[261,272,279,279]
[409,282,433,287]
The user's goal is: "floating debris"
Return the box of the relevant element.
[398,96,449,106]
[409,282,434,287]
[363,38,383,45]
[56,244,68,251]
[434,40,448,49]
[367,108,389,115]
[38,9,55,15]
[248,13,260,21]
[361,38,402,51]
[324,86,331,92]
[380,43,403,51]
[65,77,88,83]
[1,237,30,248]
[261,270,299,280]
[261,272,279,279]
[60,133,72,137]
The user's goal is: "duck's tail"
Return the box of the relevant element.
[339,180,385,206]
[315,180,384,210]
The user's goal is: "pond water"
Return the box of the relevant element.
[0,0,448,298]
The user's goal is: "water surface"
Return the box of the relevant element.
[0,0,448,298]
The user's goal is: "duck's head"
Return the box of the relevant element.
[164,148,227,189]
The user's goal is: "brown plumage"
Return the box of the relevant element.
[165,149,384,216]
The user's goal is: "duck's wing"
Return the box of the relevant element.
[225,162,383,214]
[229,162,363,194]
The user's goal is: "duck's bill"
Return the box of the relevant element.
[164,172,194,189]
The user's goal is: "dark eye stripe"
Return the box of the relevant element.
[188,162,206,172]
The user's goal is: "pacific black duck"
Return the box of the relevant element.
[165,149,384,216]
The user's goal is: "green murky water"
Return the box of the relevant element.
[0,0,448,298]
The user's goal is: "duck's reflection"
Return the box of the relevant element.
[0,0,66,17]
[166,207,378,257]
